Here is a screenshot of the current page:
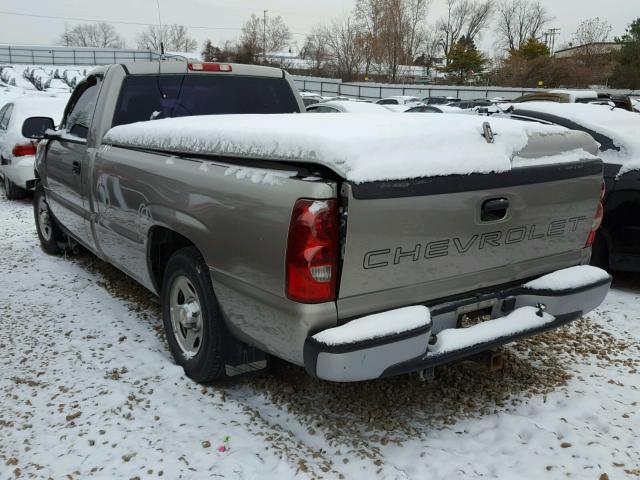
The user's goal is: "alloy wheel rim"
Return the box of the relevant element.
[38,197,53,241]
[169,275,203,358]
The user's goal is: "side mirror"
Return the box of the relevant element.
[22,117,55,140]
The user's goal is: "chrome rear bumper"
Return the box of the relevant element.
[304,266,611,382]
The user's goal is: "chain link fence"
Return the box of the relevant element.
[293,77,640,101]
[0,44,184,66]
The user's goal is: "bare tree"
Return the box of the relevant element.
[323,17,366,81]
[421,28,443,76]
[354,0,431,80]
[240,13,292,58]
[437,0,493,63]
[240,14,261,54]
[267,16,292,52]
[136,24,197,52]
[405,0,432,61]
[495,0,550,52]
[136,26,164,51]
[465,1,493,43]
[437,0,470,62]
[166,24,197,52]
[57,23,125,48]
[301,28,330,72]
[573,17,613,55]
[354,0,386,75]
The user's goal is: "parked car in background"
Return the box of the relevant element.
[421,96,461,105]
[376,96,421,105]
[306,100,391,113]
[299,91,324,107]
[493,102,640,273]
[0,96,68,199]
[321,96,370,103]
[380,104,426,112]
[405,105,464,113]
[548,89,598,103]
[588,93,636,112]
[454,99,494,110]
[514,90,598,104]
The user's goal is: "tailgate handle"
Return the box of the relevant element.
[481,198,509,222]
[72,161,81,175]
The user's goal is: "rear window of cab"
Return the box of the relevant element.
[112,74,300,127]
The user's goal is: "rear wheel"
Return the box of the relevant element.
[161,247,226,383]
[3,175,27,200]
[33,185,64,254]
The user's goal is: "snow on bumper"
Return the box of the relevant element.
[304,265,611,382]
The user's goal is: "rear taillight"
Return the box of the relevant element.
[586,181,605,247]
[188,62,232,72]
[286,199,339,303]
[12,143,37,157]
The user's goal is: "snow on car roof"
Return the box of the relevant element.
[5,95,69,130]
[548,89,598,102]
[510,101,640,170]
[104,113,597,183]
[387,95,420,100]
[298,91,323,98]
[435,105,467,113]
[382,104,415,112]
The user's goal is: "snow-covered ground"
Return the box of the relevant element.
[1,189,639,479]
[0,79,639,479]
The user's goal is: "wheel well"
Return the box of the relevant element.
[148,227,196,292]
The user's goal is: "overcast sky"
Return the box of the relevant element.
[0,0,636,54]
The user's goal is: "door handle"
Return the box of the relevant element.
[481,198,509,222]
[72,161,81,175]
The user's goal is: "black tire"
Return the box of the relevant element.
[161,246,226,383]
[590,230,610,271]
[33,184,65,255]
[3,175,27,200]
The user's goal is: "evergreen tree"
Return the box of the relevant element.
[442,36,487,84]
[611,18,640,88]
[518,37,550,60]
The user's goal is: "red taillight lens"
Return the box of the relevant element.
[586,181,605,247]
[188,63,232,72]
[12,143,37,157]
[286,199,339,303]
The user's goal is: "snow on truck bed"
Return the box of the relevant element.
[103,114,598,183]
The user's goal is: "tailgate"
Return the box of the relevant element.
[337,160,603,318]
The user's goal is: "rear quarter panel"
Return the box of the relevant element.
[91,146,339,363]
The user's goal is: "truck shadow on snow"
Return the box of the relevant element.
[70,247,633,455]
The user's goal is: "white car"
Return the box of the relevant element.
[380,103,427,112]
[0,96,68,199]
[375,96,421,106]
[306,100,391,113]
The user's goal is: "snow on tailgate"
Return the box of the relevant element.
[103,114,596,183]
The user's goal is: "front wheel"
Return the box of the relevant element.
[161,247,226,383]
[33,184,65,254]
